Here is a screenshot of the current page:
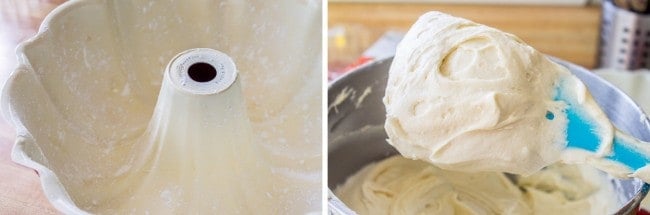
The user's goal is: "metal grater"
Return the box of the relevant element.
[599,0,650,70]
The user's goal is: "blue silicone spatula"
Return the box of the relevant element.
[555,74,650,179]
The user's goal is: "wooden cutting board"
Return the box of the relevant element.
[0,0,64,214]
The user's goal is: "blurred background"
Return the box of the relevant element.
[328,0,603,80]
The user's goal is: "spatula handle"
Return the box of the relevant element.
[608,130,650,171]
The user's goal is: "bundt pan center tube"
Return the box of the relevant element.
[96,47,275,213]
[2,0,322,214]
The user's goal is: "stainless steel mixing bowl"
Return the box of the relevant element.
[328,57,650,215]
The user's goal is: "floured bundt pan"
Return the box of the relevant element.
[2,0,322,214]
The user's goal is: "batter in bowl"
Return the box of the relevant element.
[336,11,627,214]
[335,155,618,215]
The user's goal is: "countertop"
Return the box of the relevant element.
[0,0,63,214]
[328,2,602,69]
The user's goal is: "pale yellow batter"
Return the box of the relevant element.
[383,11,614,176]
[335,155,618,215]
[351,11,629,214]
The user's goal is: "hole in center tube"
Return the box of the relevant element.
[188,62,217,82]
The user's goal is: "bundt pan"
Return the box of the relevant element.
[2,0,322,214]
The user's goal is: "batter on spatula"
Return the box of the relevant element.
[383,11,650,179]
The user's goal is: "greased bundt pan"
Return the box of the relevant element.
[2,0,322,214]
